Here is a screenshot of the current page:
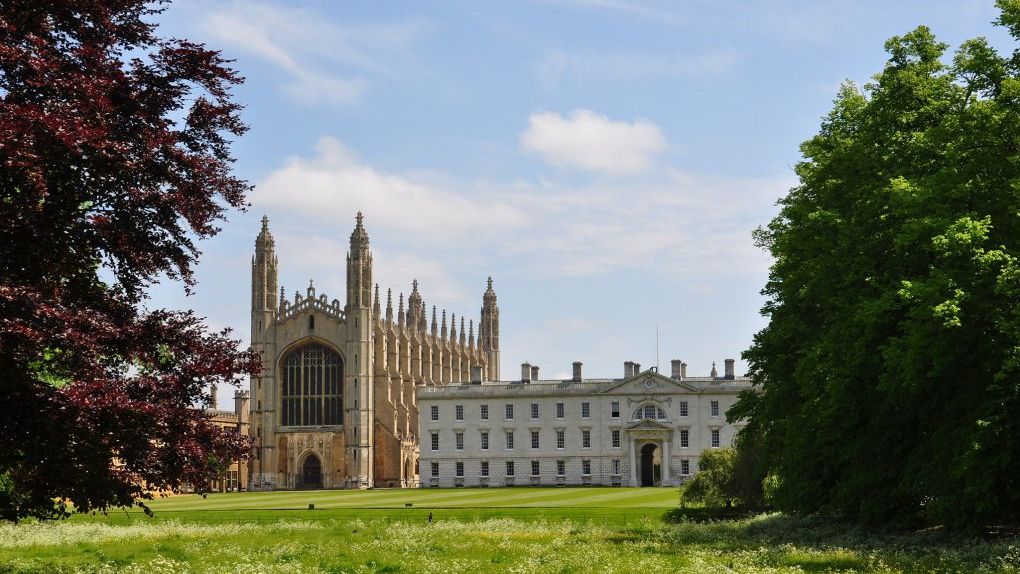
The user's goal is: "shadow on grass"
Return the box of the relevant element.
[652,510,1020,573]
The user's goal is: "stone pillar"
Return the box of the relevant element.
[662,440,671,486]
[629,439,637,486]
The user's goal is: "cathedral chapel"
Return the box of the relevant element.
[248,213,500,489]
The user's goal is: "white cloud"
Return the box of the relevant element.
[520,110,667,175]
[254,136,527,241]
[254,135,788,287]
[200,1,428,106]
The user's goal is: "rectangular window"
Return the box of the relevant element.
[455,432,464,451]
[679,401,689,417]
[431,461,439,478]
[582,459,591,476]
[582,429,591,449]
[505,403,514,420]
[681,459,690,475]
[481,461,489,477]
[480,431,489,451]
[581,402,590,418]
[711,429,721,447]
[456,461,464,477]
[556,460,565,476]
[506,461,515,477]
[531,403,539,419]
[556,430,565,449]
[430,405,439,422]
[680,429,689,448]
[611,429,620,448]
[611,401,620,418]
[710,400,720,417]
[531,430,540,449]
[431,432,439,451]
[556,402,564,419]
[480,404,489,420]
[506,430,514,450]
[531,460,540,476]
[455,405,464,421]
[612,459,620,474]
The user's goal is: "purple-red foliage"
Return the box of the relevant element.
[0,1,258,520]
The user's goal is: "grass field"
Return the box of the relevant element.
[1,488,1017,573]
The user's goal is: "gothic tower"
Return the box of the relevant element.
[345,212,374,487]
[480,277,500,381]
[250,215,278,486]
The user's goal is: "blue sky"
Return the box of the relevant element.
[149,0,1012,399]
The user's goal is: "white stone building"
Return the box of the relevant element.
[417,359,751,488]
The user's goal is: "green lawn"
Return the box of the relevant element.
[1,488,1017,573]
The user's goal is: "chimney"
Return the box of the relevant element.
[521,362,532,383]
[623,361,634,378]
[572,361,583,382]
[724,358,735,380]
[634,362,641,374]
[671,359,682,379]
[531,365,540,382]
[681,362,688,379]
[471,365,483,383]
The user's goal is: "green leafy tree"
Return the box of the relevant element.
[680,446,765,509]
[733,2,1020,527]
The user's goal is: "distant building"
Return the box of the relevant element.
[417,359,749,488]
[197,389,250,493]
[247,213,499,490]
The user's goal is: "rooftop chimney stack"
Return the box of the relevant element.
[681,362,688,379]
[470,365,483,384]
[671,359,683,380]
[623,361,634,378]
[531,365,540,382]
[572,361,583,382]
[634,362,641,374]
[724,358,735,380]
[521,362,532,383]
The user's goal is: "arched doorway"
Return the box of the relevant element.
[301,454,322,489]
[640,443,660,487]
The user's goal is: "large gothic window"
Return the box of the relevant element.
[281,343,343,426]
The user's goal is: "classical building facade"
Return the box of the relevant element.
[248,213,499,490]
[417,359,750,488]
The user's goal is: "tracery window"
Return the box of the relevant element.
[281,343,343,426]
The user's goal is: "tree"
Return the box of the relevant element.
[733,1,1020,527]
[679,445,766,509]
[0,1,258,521]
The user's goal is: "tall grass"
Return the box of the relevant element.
[1,512,1016,573]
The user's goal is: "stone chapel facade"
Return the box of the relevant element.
[248,213,500,490]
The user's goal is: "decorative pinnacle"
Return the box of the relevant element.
[261,215,269,230]
[398,293,405,326]
[356,211,364,226]
[412,279,419,293]
[487,276,493,291]
[431,305,438,335]
[350,211,369,249]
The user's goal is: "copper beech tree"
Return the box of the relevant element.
[0,1,259,520]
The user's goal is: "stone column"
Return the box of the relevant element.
[662,440,671,486]
[629,439,637,486]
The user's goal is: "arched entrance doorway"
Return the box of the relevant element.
[640,443,660,487]
[301,454,322,489]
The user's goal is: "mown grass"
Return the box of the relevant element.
[1,489,1017,573]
